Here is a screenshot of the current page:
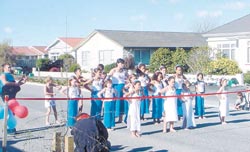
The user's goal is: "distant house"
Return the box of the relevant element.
[46,37,84,61]
[11,46,47,68]
[74,30,206,71]
[203,14,250,73]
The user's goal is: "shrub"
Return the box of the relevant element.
[244,72,250,85]
[104,63,116,73]
[149,48,173,72]
[209,58,241,75]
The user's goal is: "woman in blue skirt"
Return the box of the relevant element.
[174,65,188,120]
[84,68,104,120]
[107,58,128,123]
[62,76,81,127]
[150,71,164,124]
[194,73,206,119]
[137,63,150,120]
[98,79,116,131]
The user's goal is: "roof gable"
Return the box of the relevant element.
[31,46,47,54]
[205,14,250,35]
[11,46,38,56]
[59,37,84,47]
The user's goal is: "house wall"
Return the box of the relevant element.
[48,41,74,61]
[207,36,250,73]
[76,32,124,71]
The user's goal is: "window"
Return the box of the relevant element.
[134,49,151,65]
[216,42,236,60]
[247,41,250,63]
[82,51,90,66]
[99,50,114,65]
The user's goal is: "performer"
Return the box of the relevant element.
[194,73,206,119]
[174,65,187,120]
[162,76,178,133]
[136,63,150,120]
[98,79,116,131]
[44,76,62,126]
[61,76,81,127]
[84,68,104,120]
[181,82,196,129]
[217,78,229,125]
[150,71,164,124]
[124,80,142,137]
[0,63,27,134]
[107,58,128,123]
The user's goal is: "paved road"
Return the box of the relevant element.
[1,83,250,152]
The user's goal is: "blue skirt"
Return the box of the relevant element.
[67,100,78,127]
[90,91,103,120]
[176,89,183,116]
[195,95,205,116]
[140,86,150,116]
[113,84,125,117]
[103,101,115,128]
[152,97,163,119]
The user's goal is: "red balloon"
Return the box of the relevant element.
[13,105,28,118]
[8,99,19,111]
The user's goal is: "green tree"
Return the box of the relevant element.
[58,54,77,72]
[171,48,188,73]
[0,41,16,66]
[149,48,173,72]
[209,58,241,75]
[186,46,211,74]
[36,58,50,70]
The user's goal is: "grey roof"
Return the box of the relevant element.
[96,30,206,48]
[205,14,250,35]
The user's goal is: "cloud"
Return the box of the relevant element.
[168,0,180,4]
[149,0,180,4]
[91,17,97,21]
[197,10,223,18]
[3,27,13,34]
[223,1,246,10]
[174,13,184,21]
[149,0,158,4]
[130,14,147,22]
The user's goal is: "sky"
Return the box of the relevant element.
[1,0,250,46]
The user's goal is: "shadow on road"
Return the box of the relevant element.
[16,124,64,134]
[195,122,221,129]
[127,146,153,152]
[110,145,128,151]
[228,119,250,124]
[0,137,42,152]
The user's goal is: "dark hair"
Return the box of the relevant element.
[168,76,175,82]
[175,65,182,70]
[74,68,81,73]
[159,65,166,70]
[97,64,104,70]
[237,92,243,96]
[138,63,145,69]
[104,79,112,87]
[219,78,227,86]
[116,58,125,64]
[1,63,10,72]
[197,73,204,80]
[152,71,163,81]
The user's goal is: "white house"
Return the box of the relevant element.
[46,37,84,61]
[74,30,206,71]
[203,14,250,73]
